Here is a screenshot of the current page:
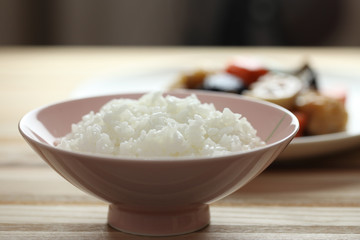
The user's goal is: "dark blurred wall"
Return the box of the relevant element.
[0,0,359,46]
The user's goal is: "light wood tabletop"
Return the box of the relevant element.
[1,47,360,239]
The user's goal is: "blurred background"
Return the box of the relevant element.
[0,0,359,46]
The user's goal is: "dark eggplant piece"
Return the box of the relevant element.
[202,72,246,94]
[294,63,318,90]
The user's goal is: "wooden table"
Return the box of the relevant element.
[1,47,360,239]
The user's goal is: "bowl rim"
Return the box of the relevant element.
[19,90,299,163]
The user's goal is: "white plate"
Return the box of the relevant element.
[72,68,360,160]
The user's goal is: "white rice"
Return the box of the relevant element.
[57,92,265,157]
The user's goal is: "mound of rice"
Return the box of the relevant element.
[57,92,265,157]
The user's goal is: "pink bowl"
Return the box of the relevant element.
[19,91,298,236]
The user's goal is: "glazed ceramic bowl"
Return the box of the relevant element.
[19,90,298,236]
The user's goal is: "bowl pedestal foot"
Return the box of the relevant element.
[107,203,210,236]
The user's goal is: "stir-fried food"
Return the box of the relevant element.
[171,57,348,137]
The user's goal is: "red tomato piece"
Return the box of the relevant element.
[292,111,308,137]
[225,57,268,86]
